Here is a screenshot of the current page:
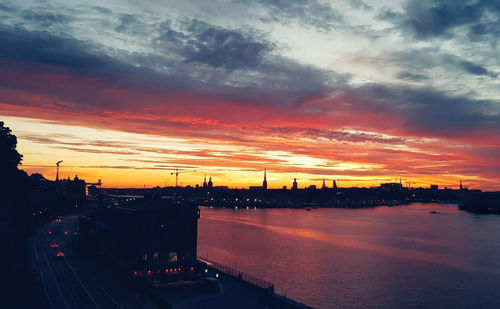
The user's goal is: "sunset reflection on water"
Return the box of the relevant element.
[198,204,500,308]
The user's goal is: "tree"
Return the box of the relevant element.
[0,121,23,173]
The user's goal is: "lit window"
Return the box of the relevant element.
[153,252,159,261]
[169,252,178,262]
[143,253,148,261]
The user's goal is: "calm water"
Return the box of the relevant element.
[198,203,500,309]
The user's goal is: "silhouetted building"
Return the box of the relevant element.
[380,183,403,190]
[208,177,213,189]
[333,180,337,189]
[292,178,298,190]
[79,197,201,285]
[203,173,207,188]
[322,178,327,189]
[430,184,438,190]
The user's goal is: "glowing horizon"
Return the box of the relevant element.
[4,116,495,190]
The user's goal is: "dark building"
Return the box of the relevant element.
[207,177,213,189]
[30,174,86,216]
[292,178,298,190]
[380,182,403,190]
[79,197,201,285]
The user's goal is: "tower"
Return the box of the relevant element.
[292,178,298,190]
[208,176,213,188]
[203,173,207,188]
[322,178,327,189]
[460,179,463,190]
[262,169,267,190]
[332,180,337,189]
[55,160,63,181]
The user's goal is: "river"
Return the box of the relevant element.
[198,203,500,309]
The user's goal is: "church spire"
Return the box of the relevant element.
[263,169,267,190]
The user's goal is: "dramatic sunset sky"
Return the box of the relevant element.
[1,0,499,189]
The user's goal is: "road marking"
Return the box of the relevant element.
[42,244,70,309]
[89,271,124,309]
[64,215,124,309]
[33,237,52,308]
[63,254,102,309]
[65,249,124,309]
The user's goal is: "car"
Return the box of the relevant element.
[50,244,59,248]
[56,252,65,258]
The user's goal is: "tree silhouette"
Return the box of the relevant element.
[0,121,23,173]
[0,121,42,307]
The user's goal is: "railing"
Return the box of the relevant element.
[197,256,274,291]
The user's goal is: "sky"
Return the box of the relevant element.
[1,0,499,190]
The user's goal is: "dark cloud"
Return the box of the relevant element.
[236,0,342,31]
[92,6,112,14]
[0,18,341,108]
[0,24,108,70]
[114,13,139,33]
[397,71,428,81]
[389,49,497,79]
[267,127,407,144]
[458,59,497,78]
[350,0,373,11]
[156,19,273,70]
[0,3,14,12]
[381,0,500,40]
[20,10,70,28]
[336,83,500,134]
[55,146,138,155]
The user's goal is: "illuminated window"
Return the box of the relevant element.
[169,252,178,262]
[143,253,148,261]
[153,252,159,261]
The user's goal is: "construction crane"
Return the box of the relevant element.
[55,160,63,181]
[170,168,196,187]
[86,178,102,188]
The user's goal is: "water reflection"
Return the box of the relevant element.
[198,204,500,309]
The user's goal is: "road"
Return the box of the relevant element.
[31,215,156,309]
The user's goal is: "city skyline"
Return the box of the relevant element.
[1,0,500,190]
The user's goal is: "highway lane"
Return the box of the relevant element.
[32,215,153,309]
